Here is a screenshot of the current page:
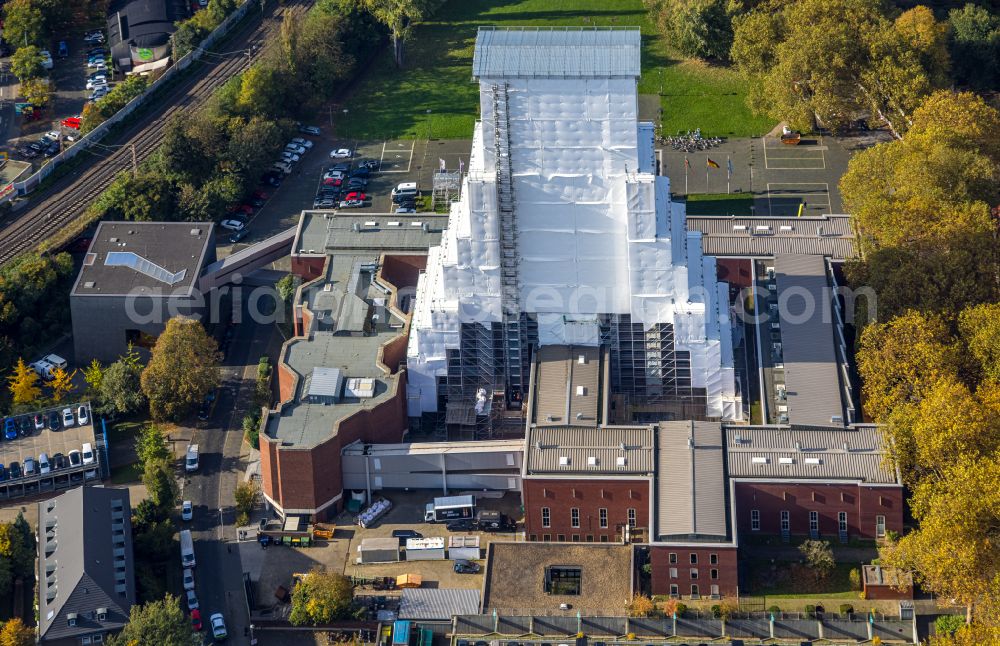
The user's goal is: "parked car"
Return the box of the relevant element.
[191,608,203,631]
[280,151,300,164]
[62,408,75,427]
[61,116,81,130]
[270,161,292,175]
[0,464,6,481]
[229,228,250,244]
[329,148,352,159]
[291,137,313,149]
[84,31,105,45]
[183,568,195,591]
[18,416,31,436]
[197,392,215,421]
[391,529,422,545]
[186,590,199,611]
[86,78,107,91]
[33,414,44,431]
[81,443,95,466]
[182,500,193,521]
[285,143,306,155]
[39,452,51,475]
[453,559,481,574]
[446,519,476,532]
[313,198,337,209]
[210,613,228,641]
[395,207,416,214]
[299,125,321,136]
[86,58,107,69]
[43,142,60,157]
[68,450,82,468]
[219,219,246,232]
[23,457,37,477]
[57,41,68,57]
[8,462,21,479]
[40,50,53,70]
[329,162,351,172]
[53,454,67,470]
[259,172,282,187]
[4,418,17,440]
[78,405,89,426]
[88,87,109,101]
[358,159,380,170]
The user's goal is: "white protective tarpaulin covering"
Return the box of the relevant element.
[407,28,738,419]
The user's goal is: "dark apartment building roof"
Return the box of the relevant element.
[107,0,183,50]
[38,486,135,643]
[657,420,727,540]
[72,221,214,297]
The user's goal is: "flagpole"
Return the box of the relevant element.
[727,155,731,195]
[706,158,709,193]
[684,157,689,195]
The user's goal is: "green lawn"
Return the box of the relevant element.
[338,0,775,140]
[685,193,754,216]
[110,461,143,484]
[747,561,861,599]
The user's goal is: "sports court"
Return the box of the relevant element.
[760,135,828,170]
[765,182,832,218]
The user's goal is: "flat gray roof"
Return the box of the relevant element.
[725,425,897,483]
[72,221,213,297]
[473,27,641,78]
[656,421,727,540]
[773,254,845,426]
[525,425,655,475]
[688,216,855,258]
[533,345,600,426]
[295,212,446,258]
[266,254,405,448]
[399,588,481,620]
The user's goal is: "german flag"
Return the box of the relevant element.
[707,158,720,169]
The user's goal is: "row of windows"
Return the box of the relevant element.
[667,552,719,565]
[666,568,720,580]
[530,534,615,542]
[668,584,719,597]
[749,509,886,537]
[540,507,637,529]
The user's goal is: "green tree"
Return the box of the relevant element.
[135,424,171,467]
[7,357,41,405]
[142,457,179,511]
[10,45,45,81]
[289,569,355,625]
[100,350,146,415]
[20,77,51,106]
[276,274,297,302]
[2,0,46,49]
[948,4,1000,91]
[141,318,220,421]
[360,0,429,68]
[799,540,835,581]
[894,6,951,88]
[647,0,733,60]
[0,617,35,646]
[106,595,199,646]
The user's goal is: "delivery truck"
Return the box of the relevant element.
[423,495,475,522]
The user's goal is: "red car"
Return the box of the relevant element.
[190,609,202,631]
[322,177,343,187]
[252,189,268,200]
[344,192,366,201]
[61,116,81,130]
[235,204,254,215]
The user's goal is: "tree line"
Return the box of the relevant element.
[645,0,999,135]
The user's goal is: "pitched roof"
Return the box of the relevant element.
[473,27,641,79]
[725,425,897,483]
[525,425,655,475]
[656,421,728,540]
[38,486,135,643]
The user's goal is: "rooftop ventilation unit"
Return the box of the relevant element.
[842,442,850,452]
[558,456,570,466]
[779,457,794,465]
[804,457,822,465]
[794,441,802,451]
[576,386,586,396]
[751,456,769,464]
[616,456,627,467]
[587,456,598,466]
[578,355,586,364]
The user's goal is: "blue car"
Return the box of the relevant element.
[3,418,16,440]
[0,464,6,481]
[57,40,68,58]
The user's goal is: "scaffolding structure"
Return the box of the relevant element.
[431,170,461,209]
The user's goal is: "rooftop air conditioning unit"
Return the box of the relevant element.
[558,456,570,466]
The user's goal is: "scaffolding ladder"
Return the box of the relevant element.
[492,82,526,405]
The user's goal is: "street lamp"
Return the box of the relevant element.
[426,109,433,141]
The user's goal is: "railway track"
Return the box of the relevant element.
[0,0,311,266]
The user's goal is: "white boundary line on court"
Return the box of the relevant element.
[378,140,416,174]
[766,181,832,215]
[761,135,827,170]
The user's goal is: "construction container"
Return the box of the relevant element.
[448,535,480,560]
[404,537,446,560]
[358,537,400,564]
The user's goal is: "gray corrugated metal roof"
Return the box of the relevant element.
[307,367,343,398]
[399,588,481,620]
[725,425,897,483]
[657,421,728,539]
[534,346,600,426]
[688,216,855,259]
[525,425,655,475]
[773,254,845,426]
[473,27,641,78]
[38,486,135,642]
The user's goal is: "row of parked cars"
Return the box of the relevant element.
[83,30,112,103]
[2,405,90,441]
[0,441,95,482]
[314,158,379,209]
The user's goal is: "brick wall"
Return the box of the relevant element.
[290,255,326,281]
[649,545,739,598]
[864,582,913,600]
[733,482,903,540]
[522,478,651,541]
[277,362,296,404]
[379,254,426,290]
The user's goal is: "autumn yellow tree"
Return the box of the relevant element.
[0,617,35,646]
[958,303,1000,384]
[626,594,656,617]
[6,358,41,406]
[140,318,220,421]
[48,367,77,403]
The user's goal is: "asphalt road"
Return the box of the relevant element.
[183,306,273,645]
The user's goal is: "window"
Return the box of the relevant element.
[711,569,719,580]
[809,510,819,533]
[93,635,104,644]
[543,534,551,542]
[571,508,580,528]
[690,584,700,597]
[780,510,790,532]
[599,508,608,528]
[586,535,594,542]
[545,567,582,595]
[669,567,678,578]
[710,553,718,565]
[600,535,609,542]
[690,553,698,565]
[627,508,637,527]
[690,568,699,579]
[557,534,565,541]
[876,515,886,538]
[529,534,537,541]
[669,584,679,596]
[669,552,677,564]
[750,509,760,531]
[571,534,580,542]
[838,511,848,533]
[541,507,550,528]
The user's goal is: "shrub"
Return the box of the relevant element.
[849,567,862,591]
[242,412,260,449]
[767,605,781,614]
[804,604,817,618]
[626,594,656,618]
[674,603,687,617]
[839,604,854,615]
[711,604,721,618]
[935,614,965,636]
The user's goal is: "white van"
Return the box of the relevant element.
[180,529,196,568]
[81,442,95,465]
[185,445,199,473]
[391,181,418,196]
[29,360,55,381]
[43,354,67,370]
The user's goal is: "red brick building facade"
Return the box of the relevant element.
[649,546,739,598]
[522,478,651,542]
